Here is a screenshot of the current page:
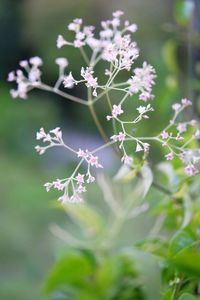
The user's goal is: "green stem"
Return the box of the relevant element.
[38,83,88,106]
[106,91,117,135]
[80,47,90,65]
[87,87,109,143]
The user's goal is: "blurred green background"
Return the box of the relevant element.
[0,0,199,299]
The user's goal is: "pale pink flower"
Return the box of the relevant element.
[128,62,156,100]
[177,123,187,133]
[74,39,85,48]
[143,143,150,152]
[29,56,43,66]
[111,132,126,142]
[86,175,95,183]
[10,89,18,98]
[165,152,174,161]
[77,148,87,158]
[121,155,133,166]
[83,26,94,37]
[36,128,46,140]
[87,37,101,49]
[112,104,124,118]
[19,60,28,68]
[57,35,68,48]
[7,71,15,82]
[112,10,124,18]
[136,143,143,152]
[53,179,65,191]
[89,155,102,168]
[185,164,198,176]
[35,145,45,155]
[77,185,86,193]
[181,98,192,106]
[44,182,52,192]
[161,131,169,139]
[28,68,41,83]
[190,120,197,126]
[76,173,85,184]
[68,18,82,32]
[137,106,146,114]
[70,194,83,203]
[127,24,137,33]
[55,57,69,68]
[63,73,76,89]
[81,67,98,88]
[172,103,181,111]
[118,132,126,142]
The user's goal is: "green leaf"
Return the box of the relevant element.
[162,40,179,73]
[171,245,200,277]
[169,229,196,257]
[44,252,94,294]
[139,164,153,198]
[95,258,118,291]
[114,164,153,199]
[135,238,168,257]
[63,204,105,237]
[181,195,192,229]
[178,292,197,300]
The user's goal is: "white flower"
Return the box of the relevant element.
[136,143,143,152]
[121,155,133,166]
[172,103,181,111]
[63,73,76,89]
[55,57,69,68]
[29,56,43,66]
[81,67,98,88]
[112,104,124,118]
[56,35,68,48]
[7,71,15,82]
[165,152,174,161]
[185,164,198,176]
[76,173,85,184]
[36,128,46,140]
[19,60,28,68]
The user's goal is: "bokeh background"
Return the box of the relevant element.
[1,0,199,299]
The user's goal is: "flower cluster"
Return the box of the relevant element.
[8,11,200,203]
[8,56,43,99]
[128,62,156,101]
[35,128,102,203]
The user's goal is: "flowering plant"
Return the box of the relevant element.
[8,10,200,299]
[8,10,200,204]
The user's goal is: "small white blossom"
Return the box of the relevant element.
[55,57,69,68]
[29,56,43,66]
[57,35,68,48]
[165,152,174,161]
[63,73,76,88]
[136,143,143,152]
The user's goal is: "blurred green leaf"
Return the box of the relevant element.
[181,195,192,229]
[171,246,200,277]
[135,238,168,258]
[63,204,105,237]
[178,293,197,300]
[139,164,153,198]
[169,229,196,257]
[162,40,179,73]
[44,251,95,295]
